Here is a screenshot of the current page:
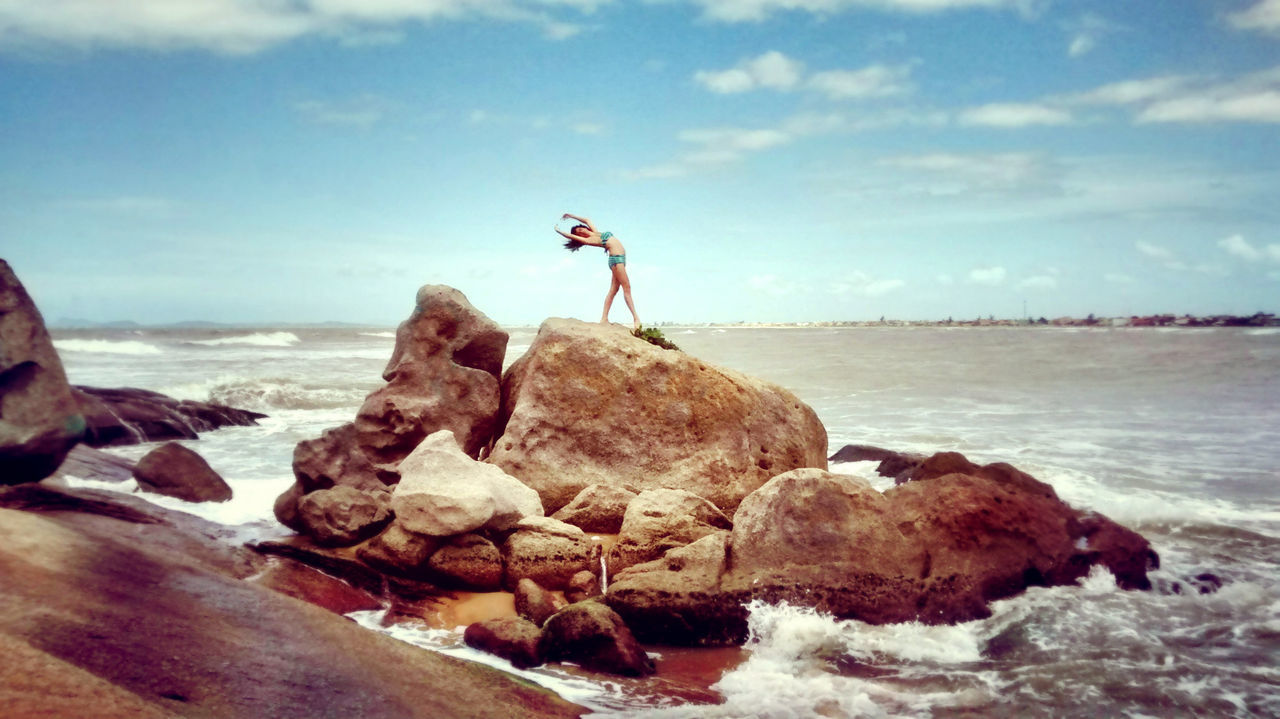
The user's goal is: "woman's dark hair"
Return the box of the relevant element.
[563,224,591,252]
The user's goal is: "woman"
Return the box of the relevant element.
[555,212,641,330]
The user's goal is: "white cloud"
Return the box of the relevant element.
[1138,90,1280,124]
[876,151,1062,197]
[695,52,913,101]
[958,102,1073,127]
[1228,0,1280,35]
[1218,234,1280,263]
[1063,12,1120,58]
[685,0,1037,23]
[0,0,599,54]
[1066,66,1280,125]
[968,266,1007,285]
[1067,76,1195,105]
[694,51,805,93]
[1017,275,1057,290]
[1135,240,1173,261]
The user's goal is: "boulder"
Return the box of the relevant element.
[514,578,567,627]
[463,617,544,670]
[428,534,504,591]
[74,386,263,448]
[292,423,385,493]
[354,285,508,475]
[606,461,1159,645]
[132,442,233,503]
[391,430,542,537]
[503,516,593,591]
[487,318,827,514]
[551,484,637,534]
[606,488,732,575]
[355,522,442,580]
[0,259,85,484]
[827,444,902,464]
[538,600,655,677]
[297,486,392,547]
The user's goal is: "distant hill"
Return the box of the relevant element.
[50,318,375,329]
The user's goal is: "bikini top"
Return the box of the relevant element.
[600,231,614,250]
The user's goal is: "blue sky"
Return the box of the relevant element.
[2,0,1278,326]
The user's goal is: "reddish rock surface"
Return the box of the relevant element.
[132,441,233,503]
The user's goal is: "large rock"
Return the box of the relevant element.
[606,460,1159,645]
[355,522,442,580]
[488,318,828,514]
[538,600,655,677]
[463,617,545,670]
[355,285,508,474]
[74,386,264,448]
[503,516,593,591]
[391,430,542,537]
[606,488,732,575]
[514,578,567,627]
[292,422,385,493]
[297,486,392,547]
[0,260,85,484]
[428,533,504,591]
[132,442,234,503]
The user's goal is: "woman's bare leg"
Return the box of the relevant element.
[602,274,620,323]
[612,264,640,330]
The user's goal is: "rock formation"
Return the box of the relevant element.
[488,318,829,514]
[604,460,1158,645]
[75,386,264,448]
[0,259,85,484]
[132,442,234,502]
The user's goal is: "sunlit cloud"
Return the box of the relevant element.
[683,0,1039,24]
[958,102,1073,127]
[694,51,913,100]
[968,266,1007,285]
[1218,234,1280,263]
[1228,0,1280,35]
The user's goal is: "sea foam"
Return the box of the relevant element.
[188,331,301,347]
[53,338,163,355]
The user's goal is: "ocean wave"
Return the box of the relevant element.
[1246,328,1280,336]
[187,331,301,347]
[160,375,370,411]
[359,331,396,338]
[52,338,163,356]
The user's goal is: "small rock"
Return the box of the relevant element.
[132,442,233,503]
[551,484,637,534]
[606,488,731,575]
[502,517,592,591]
[297,486,392,547]
[463,616,544,669]
[565,570,600,603]
[428,534,503,591]
[538,600,655,677]
[356,521,441,579]
[515,578,566,627]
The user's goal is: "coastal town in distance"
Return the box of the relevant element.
[650,312,1280,330]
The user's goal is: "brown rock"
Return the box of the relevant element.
[488,318,827,514]
[354,285,508,473]
[355,521,441,580]
[297,486,392,547]
[292,423,385,493]
[515,578,567,627]
[565,570,600,603]
[538,600,655,677]
[0,259,85,484]
[464,616,544,669]
[132,442,233,503]
[551,484,637,533]
[503,517,593,591]
[247,559,384,615]
[428,533,504,591]
[606,488,732,575]
[74,386,263,448]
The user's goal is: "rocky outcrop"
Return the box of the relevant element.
[132,442,233,502]
[356,285,508,473]
[463,617,545,670]
[606,458,1158,645]
[0,259,84,484]
[0,485,584,718]
[551,484,637,534]
[391,430,542,537]
[428,534,504,591]
[606,488,732,575]
[275,286,508,531]
[74,386,264,448]
[538,600,655,677]
[488,318,828,514]
[514,578,567,627]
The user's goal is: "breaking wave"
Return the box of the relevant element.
[52,338,163,356]
[187,331,301,347]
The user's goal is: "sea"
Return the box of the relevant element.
[49,324,1280,718]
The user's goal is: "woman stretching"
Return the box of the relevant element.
[556,212,641,330]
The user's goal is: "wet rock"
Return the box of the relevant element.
[503,516,593,591]
[74,386,263,448]
[292,422,385,493]
[515,578,567,627]
[392,430,542,537]
[464,617,544,670]
[827,444,902,464]
[551,484,637,534]
[246,559,384,615]
[606,488,732,575]
[488,318,827,514]
[538,600,655,677]
[0,259,85,484]
[297,486,392,547]
[132,442,233,503]
[428,534,504,591]
[50,444,136,484]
